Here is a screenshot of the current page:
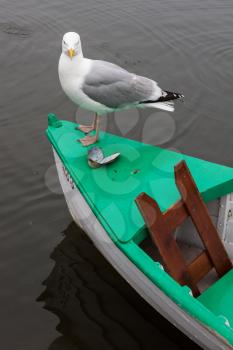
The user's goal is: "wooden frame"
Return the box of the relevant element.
[136,160,232,297]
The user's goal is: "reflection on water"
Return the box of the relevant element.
[1,0,233,348]
[39,222,200,350]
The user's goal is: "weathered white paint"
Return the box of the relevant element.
[53,148,232,350]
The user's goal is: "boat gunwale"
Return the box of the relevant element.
[47,120,233,348]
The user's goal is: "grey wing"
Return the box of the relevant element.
[82,60,162,108]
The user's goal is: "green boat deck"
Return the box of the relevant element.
[198,269,233,327]
[47,115,233,243]
[47,115,233,347]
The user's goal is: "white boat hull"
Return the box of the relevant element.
[53,148,232,350]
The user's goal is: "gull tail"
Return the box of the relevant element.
[143,101,175,112]
[140,91,184,112]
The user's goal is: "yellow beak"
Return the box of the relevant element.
[67,48,76,59]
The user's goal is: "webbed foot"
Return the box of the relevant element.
[76,124,95,133]
[78,135,98,146]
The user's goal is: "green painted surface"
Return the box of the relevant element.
[47,116,233,346]
[47,118,233,243]
[198,269,233,327]
[48,113,62,128]
[120,241,233,345]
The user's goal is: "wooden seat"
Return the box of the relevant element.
[135,160,232,297]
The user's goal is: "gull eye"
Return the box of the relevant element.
[63,40,67,45]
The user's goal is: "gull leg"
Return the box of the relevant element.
[76,113,97,133]
[79,114,100,146]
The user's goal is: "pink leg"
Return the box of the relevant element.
[79,114,100,147]
[76,114,97,133]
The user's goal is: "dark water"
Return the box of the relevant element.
[1,0,233,349]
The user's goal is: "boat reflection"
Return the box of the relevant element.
[39,222,200,350]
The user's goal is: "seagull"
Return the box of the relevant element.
[58,32,184,146]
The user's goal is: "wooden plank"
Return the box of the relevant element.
[163,200,188,231]
[188,250,213,284]
[175,161,232,277]
[136,192,200,296]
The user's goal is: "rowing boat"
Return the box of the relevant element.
[46,114,233,349]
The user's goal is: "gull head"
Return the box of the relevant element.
[62,32,82,59]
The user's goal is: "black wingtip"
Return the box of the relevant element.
[162,91,184,101]
[140,91,184,105]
